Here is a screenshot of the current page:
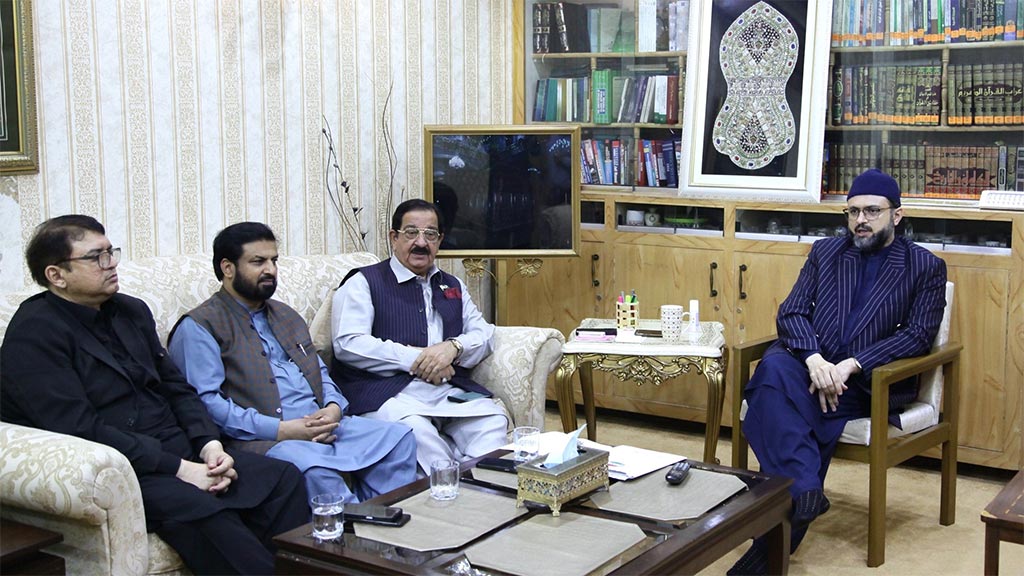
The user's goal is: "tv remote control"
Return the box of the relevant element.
[665,460,691,485]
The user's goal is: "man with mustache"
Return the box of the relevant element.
[1,215,309,575]
[730,169,948,575]
[329,199,508,473]
[168,222,417,504]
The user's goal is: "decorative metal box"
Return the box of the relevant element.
[515,449,610,516]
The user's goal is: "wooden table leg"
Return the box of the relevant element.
[701,358,726,464]
[580,362,597,441]
[984,525,1000,576]
[764,517,791,575]
[554,355,579,433]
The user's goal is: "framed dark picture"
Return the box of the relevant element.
[0,0,36,174]
[424,124,581,258]
[680,0,832,201]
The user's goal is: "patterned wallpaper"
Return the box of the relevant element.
[0,0,513,294]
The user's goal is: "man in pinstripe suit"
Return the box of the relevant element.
[730,170,948,575]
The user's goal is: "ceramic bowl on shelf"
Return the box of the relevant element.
[625,210,645,226]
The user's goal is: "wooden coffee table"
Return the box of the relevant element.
[274,453,792,575]
[982,470,1024,575]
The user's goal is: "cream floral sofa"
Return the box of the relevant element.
[0,252,564,575]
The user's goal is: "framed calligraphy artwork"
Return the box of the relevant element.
[680,0,832,202]
[0,0,37,174]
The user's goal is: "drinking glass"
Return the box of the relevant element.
[310,493,344,541]
[513,425,541,463]
[429,459,460,500]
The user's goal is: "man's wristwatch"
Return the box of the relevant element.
[446,337,463,360]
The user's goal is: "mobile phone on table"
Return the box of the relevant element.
[476,457,518,474]
[345,503,408,526]
[448,391,487,403]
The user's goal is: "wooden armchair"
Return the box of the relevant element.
[731,282,961,567]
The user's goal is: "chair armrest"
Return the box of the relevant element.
[0,422,150,572]
[731,335,780,428]
[471,326,565,430]
[869,342,963,390]
[865,342,962,454]
[732,334,780,358]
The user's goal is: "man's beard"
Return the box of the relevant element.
[852,219,894,253]
[233,273,277,301]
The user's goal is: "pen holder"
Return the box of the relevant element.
[615,301,639,329]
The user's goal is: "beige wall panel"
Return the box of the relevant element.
[3,0,513,298]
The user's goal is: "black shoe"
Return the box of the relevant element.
[727,539,768,576]
[819,494,831,516]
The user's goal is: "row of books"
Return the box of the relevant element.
[532,3,588,53]
[532,76,592,123]
[578,138,681,188]
[947,63,1024,125]
[532,71,683,125]
[831,0,1024,46]
[613,73,682,124]
[829,64,943,126]
[822,142,1017,199]
[828,62,1024,126]
[532,3,636,54]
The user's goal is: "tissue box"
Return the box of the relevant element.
[515,449,610,516]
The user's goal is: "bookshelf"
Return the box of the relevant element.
[519,0,690,192]
[824,1,1024,201]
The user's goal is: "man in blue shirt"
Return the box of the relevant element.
[169,222,417,503]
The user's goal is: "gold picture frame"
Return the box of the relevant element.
[423,124,581,259]
[0,0,37,174]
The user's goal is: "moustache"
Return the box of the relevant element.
[855,225,872,233]
[259,275,277,283]
[411,248,432,255]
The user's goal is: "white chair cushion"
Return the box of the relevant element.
[838,401,936,445]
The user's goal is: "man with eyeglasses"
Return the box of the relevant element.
[730,169,947,575]
[167,222,417,504]
[329,199,507,473]
[0,215,309,575]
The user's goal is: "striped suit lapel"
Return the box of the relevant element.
[836,245,860,346]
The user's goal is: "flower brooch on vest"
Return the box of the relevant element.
[440,284,462,300]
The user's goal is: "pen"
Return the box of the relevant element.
[298,343,307,356]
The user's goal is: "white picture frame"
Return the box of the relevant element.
[679,0,833,202]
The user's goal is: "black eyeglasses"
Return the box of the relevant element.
[396,227,441,243]
[59,247,122,270]
[843,206,892,221]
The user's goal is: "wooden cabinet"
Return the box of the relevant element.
[506,235,609,334]
[506,193,1024,470]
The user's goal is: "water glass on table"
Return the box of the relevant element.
[310,493,344,541]
[513,425,541,463]
[430,459,460,500]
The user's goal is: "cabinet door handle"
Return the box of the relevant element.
[739,264,748,300]
[591,254,600,287]
[709,262,718,297]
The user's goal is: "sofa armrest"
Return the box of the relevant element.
[0,422,151,575]
[471,326,565,430]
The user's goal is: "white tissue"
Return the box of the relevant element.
[542,424,587,467]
